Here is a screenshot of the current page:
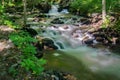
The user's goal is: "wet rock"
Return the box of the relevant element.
[110,45,120,54]
[95,37,104,43]
[71,17,78,20]
[31,41,43,58]
[36,14,49,18]
[33,38,59,58]
[42,38,58,50]
[35,36,58,50]
[90,27,120,47]
[88,28,95,33]
[79,26,90,30]
[21,26,38,37]
[51,18,64,24]
[93,32,106,38]
[35,51,43,58]
[42,38,54,45]
[80,18,91,25]
[84,39,94,45]
[40,70,77,80]
[56,42,64,49]
[97,28,105,32]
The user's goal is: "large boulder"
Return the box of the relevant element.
[21,27,38,37]
[33,38,59,58]
[42,38,58,50]
[84,39,94,45]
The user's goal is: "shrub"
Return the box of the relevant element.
[9,30,46,75]
[70,0,101,15]
[70,0,120,16]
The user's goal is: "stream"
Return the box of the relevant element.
[29,5,120,80]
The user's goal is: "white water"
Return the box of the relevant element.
[48,5,69,16]
[37,23,120,78]
[35,5,120,78]
[63,47,120,77]
[60,9,69,14]
[48,5,60,15]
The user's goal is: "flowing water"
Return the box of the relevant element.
[48,5,60,16]
[40,23,120,78]
[32,5,120,79]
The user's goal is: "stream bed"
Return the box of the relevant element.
[27,5,120,80]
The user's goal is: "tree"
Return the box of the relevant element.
[102,0,106,22]
[23,0,27,26]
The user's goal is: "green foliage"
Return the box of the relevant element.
[3,20,20,28]
[70,0,101,15]
[8,65,18,77]
[1,0,47,75]
[28,0,45,5]
[21,58,46,74]
[101,15,111,28]
[113,20,120,32]
[0,4,19,28]
[10,31,37,48]
[10,31,46,75]
[0,5,4,13]
[0,5,5,23]
[8,1,15,7]
[70,0,120,15]
[106,0,120,13]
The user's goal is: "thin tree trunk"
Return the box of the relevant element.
[2,0,4,7]
[23,0,27,26]
[102,0,106,23]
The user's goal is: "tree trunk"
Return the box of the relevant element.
[102,0,106,23]
[23,0,27,26]
[2,0,4,7]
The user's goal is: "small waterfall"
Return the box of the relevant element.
[34,9,120,78]
[48,5,69,16]
[39,24,120,76]
[60,9,69,14]
[40,25,94,49]
[48,5,60,15]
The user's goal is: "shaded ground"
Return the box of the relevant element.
[0,25,19,79]
[0,25,14,52]
[0,25,77,80]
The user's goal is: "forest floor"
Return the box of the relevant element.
[0,25,77,80]
[0,25,18,79]
[0,25,14,51]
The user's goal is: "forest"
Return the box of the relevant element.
[0,0,120,80]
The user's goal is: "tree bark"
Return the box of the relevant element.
[23,0,27,26]
[102,0,106,22]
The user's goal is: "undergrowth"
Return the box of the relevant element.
[9,30,46,76]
